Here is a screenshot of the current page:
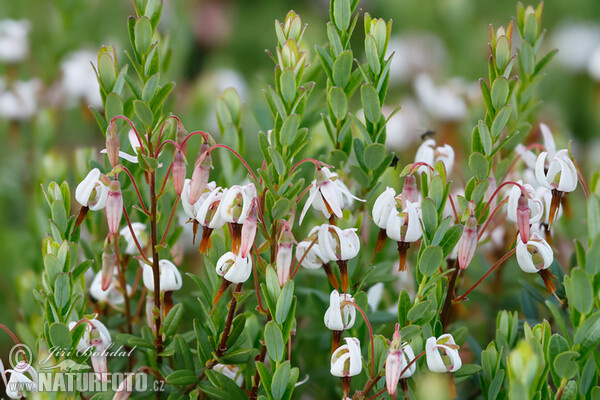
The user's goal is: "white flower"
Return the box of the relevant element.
[296,228,329,269]
[119,223,146,255]
[75,168,109,211]
[515,124,557,171]
[506,181,543,225]
[196,187,227,229]
[366,283,384,311]
[425,334,462,373]
[68,318,112,381]
[213,363,243,386]
[181,180,216,220]
[330,337,362,377]
[535,149,578,193]
[300,167,363,224]
[387,34,447,84]
[318,224,360,261]
[372,187,399,229]
[386,201,422,243]
[414,74,467,122]
[216,252,252,284]
[219,183,256,224]
[101,130,142,163]
[385,326,416,395]
[89,270,131,305]
[141,259,182,292]
[0,78,40,120]
[60,50,103,108]
[414,138,455,175]
[0,19,30,63]
[551,22,600,72]
[1,360,37,399]
[324,290,356,331]
[516,233,553,273]
[536,186,562,223]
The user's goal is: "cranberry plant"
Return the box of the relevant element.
[27,0,600,399]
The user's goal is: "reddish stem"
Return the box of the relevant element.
[155,115,181,150]
[110,116,147,156]
[122,205,152,265]
[289,158,332,173]
[478,197,509,241]
[290,235,319,279]
[206,144,257,180]
[409,162,435,174]
[0,323,27,363]
[479,181,526,224]
[157,161,174,199]
[447,193,460,223]
[348,302,375,378]
[159,195,180,246]
[122,166,149,214]
[454,248,516,303]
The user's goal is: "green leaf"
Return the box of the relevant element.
[264,321,285,362]
[440,225,462,258]
[49,323,72,350]
[134,17,153,56]
[565,268,593,315]
[328,86,348,121]
[52,200,67,236]
[133,100,153,127]
[585,234,600,276]
[333,0,351,31]
[477,120,492,155]
[268,147,286,176]
[418,245,444,276]
[333,51,353,89]
[360,84,381,124]
[272,198,292,220]
[105,92,124,122]
[271,361,291,400]
[491,105,512,139]
[54,273,71,310]
[71,259,93,282]
[275,281,295,325]
[554,351,579,380]
[574,311,600,356]
[327,23,343,58]
[491,77,509,109]
[469,152,489,181]
[280,114,300,148]
[166,369,198,386]
[44,254,63,283]
[97,50,116,91]
[280,69,296,105]
[365,34,380,76]
[161,303,183,337]
[363,143,386,170]
[421,198,438,236]
[397,289,411,327]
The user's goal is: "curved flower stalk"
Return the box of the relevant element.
[506,181,543,243]
[535,149,578,224]
[101,129,143,164]
[189,144,212,204]
[0,359,37,399]
[425,334,462,373]
[68,318,112,381]
[414,138,455,175]
[318,224,360,291]
[119,222,147,255]
[386,324,416,397]
[299,167,363,224]
[516,232,558,298]
[386,200,423,271]
[196,186,227,252]
[220,183,257,254]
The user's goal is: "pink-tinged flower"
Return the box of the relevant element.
[89,269,131,306]
[145,294,156,334]
[106,180,123,237]
[112,373,135,400]
[172,150,186,196]
[506,182,543,243]
[181,180,215,220]
[414,138,455,175]
[75,168,108,211]
[324,290,356,331]
[276,221,295,287]
[216,252,252,284]
[515,123,557,170]
[196,187,227,253]
[516,233,553,274]
[141,259,182,292]
[331,337,363,377]
[296,227,329,269]
[0,359,37,399]
[457,211,477,270]
[299,167,364,224]
[68,318,112,382]
[101,239,116,291]
[401,175,418,208]
[386,324,416,395]
[101,129,143,164]
[220,183,257,254]
[213,364,244,386]
[239,198,258,258]
[189,144,212,204]
[535,149,578,193]
[536,186,562,224]
[386,201,423,271]
[318,225,360,261]
[425,334,462,373]
[105,121,120,168]
[119,222,147,255]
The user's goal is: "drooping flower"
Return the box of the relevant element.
[220,183,257,253]
[189,144,212,204]
[535,149,578,224]
[60,50,103,108]
[68,318,112,382]
[172,149,186,196]
[0,359,37,399]
[425,334,462,373]
[324,290,356,332]
[457,208,477,270]
[330,337,363,377]
[112,373,135,400]
[141,259,183,293]
[196,186,227,252]
[119,222,147,255]
[239,198,258,258]
[75,168,109,211]
[106,180,123,237]
[414,138,455,175]
[385,324,416,396]
[386,200,423,271]
[216,252,252,284]
[0,19,30,63]
[516,232,559,298]
[181,179,217,243]
[296,227,329,269]
[318,224,360,291]
[89,269,131,306]
[506,182,543,243]
[300,167,363,224]
[276,221,295,287]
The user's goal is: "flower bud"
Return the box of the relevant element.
[457,211,477,270]
[386,324,416,395]
[239,198,258,258]
[425,334,462,373]
[105,121,120,168]
[331,337,362,377]
[516,194,530,243]
[106,180,123,237]
[189,144,212,204]
[172,150,186,196]
[101,238,116,291]
[176,121,188,156]
[90,326,108,382]
[276,221,294,287]
[324,290,356,331]
[112,373,135,400]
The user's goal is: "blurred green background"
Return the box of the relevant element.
[1,0,600,366]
